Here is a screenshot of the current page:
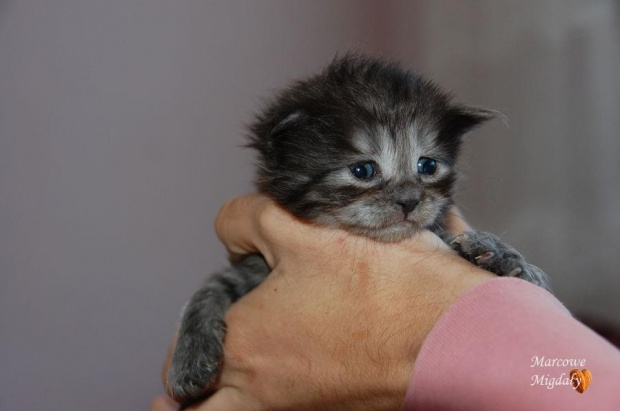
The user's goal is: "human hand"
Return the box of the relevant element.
[152,195,493,410]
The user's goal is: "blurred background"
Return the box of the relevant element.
[1,1,619,409]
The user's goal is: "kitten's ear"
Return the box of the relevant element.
[443,105,498,139]
[248,110,307,150]
[270,111,305,136]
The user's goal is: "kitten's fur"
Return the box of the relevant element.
[167,54,550,405]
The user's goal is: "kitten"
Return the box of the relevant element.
[167,54,550,405]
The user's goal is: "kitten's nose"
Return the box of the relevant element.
[397,198,420,214]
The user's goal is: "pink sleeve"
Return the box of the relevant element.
[403,278,620,411]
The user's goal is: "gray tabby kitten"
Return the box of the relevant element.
[167,54,550,405]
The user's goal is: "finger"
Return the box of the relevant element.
[185,387,250,411]
[149,395,178,411]
[214,195,284,266]
[443,206,473,235]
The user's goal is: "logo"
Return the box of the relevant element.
[529,356,592,393]
[570,368,592,393]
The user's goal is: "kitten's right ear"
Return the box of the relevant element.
[247,109,307,158]
[443,105,500,139]
[270,111,305,136]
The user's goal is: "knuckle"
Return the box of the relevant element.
[215,198,237,238]
[255,201,288,241]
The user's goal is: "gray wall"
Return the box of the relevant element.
[403,0,620,325]
[1,1,618,410]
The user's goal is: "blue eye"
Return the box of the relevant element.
[417,157,437,175]
[350,162,376,180]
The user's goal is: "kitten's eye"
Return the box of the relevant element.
[417,157,437,175]
[350,162,376,180]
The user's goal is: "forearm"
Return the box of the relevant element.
[404,278,620,410]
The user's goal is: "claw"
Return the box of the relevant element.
[450,234,468,245]
[508,267,523,277]
[474,251,495,263]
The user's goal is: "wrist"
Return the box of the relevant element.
[331,236,495,409]
[394,251,495,393]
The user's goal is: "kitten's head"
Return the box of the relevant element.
[249,54,493,241]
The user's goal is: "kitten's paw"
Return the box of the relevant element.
[167,319,226,406]
[449,231,550,291]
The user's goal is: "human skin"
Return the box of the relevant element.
[151,195,494,410]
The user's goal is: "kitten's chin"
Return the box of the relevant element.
[310,213,427,243]
[355,221,422,243]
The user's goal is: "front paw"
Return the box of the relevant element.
[167,319,226,405]
[449,231,550,290]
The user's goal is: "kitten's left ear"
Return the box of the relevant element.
[443,105,498,139]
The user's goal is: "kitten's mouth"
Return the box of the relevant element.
[371,217,415,230]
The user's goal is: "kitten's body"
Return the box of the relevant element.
[168,55,549,405]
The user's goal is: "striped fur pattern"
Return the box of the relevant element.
[249,54,493,241]
[168,54,550,405]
